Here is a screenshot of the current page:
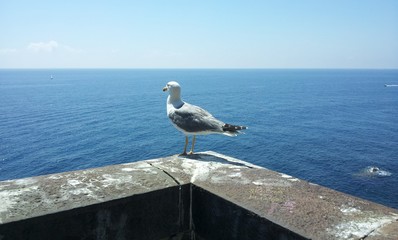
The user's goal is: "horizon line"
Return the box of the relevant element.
[1,67,398,70]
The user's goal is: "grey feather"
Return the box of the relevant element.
[168,103,224,133]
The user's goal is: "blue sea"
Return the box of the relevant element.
[0,69,397,209]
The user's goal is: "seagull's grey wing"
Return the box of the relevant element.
[169,103,224,133]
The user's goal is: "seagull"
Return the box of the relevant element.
[163,81,247,155]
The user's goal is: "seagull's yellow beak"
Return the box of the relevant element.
[162,86,168,92]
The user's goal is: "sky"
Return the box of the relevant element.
[0,1,397,69]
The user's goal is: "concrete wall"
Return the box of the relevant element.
[0,186,190,240]
[1,151,397,240]
[192,185,308,240]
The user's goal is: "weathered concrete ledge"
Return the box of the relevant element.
[0,151,397,240]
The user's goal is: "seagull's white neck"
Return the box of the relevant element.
[167,88,184,109]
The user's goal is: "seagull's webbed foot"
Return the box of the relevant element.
[179,135,196,156]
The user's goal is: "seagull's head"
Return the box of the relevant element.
[163,81,181,96]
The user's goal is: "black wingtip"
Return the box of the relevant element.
[222,123,248,132]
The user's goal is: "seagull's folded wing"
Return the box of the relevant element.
[169,103,223,133]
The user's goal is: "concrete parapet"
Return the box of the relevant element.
[0,151,397,239]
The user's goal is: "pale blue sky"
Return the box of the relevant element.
[1,1,397,68]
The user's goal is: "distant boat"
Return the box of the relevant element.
[50,75,54,80]
[384,84,398,87]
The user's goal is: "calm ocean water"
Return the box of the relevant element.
[0,69,397,209]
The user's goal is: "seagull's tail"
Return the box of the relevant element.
[222,123,248,136]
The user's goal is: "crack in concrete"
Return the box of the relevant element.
[146,162,188,237]
[360,218,398,240]
[147,162,181,185]
[360,229,375,240]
